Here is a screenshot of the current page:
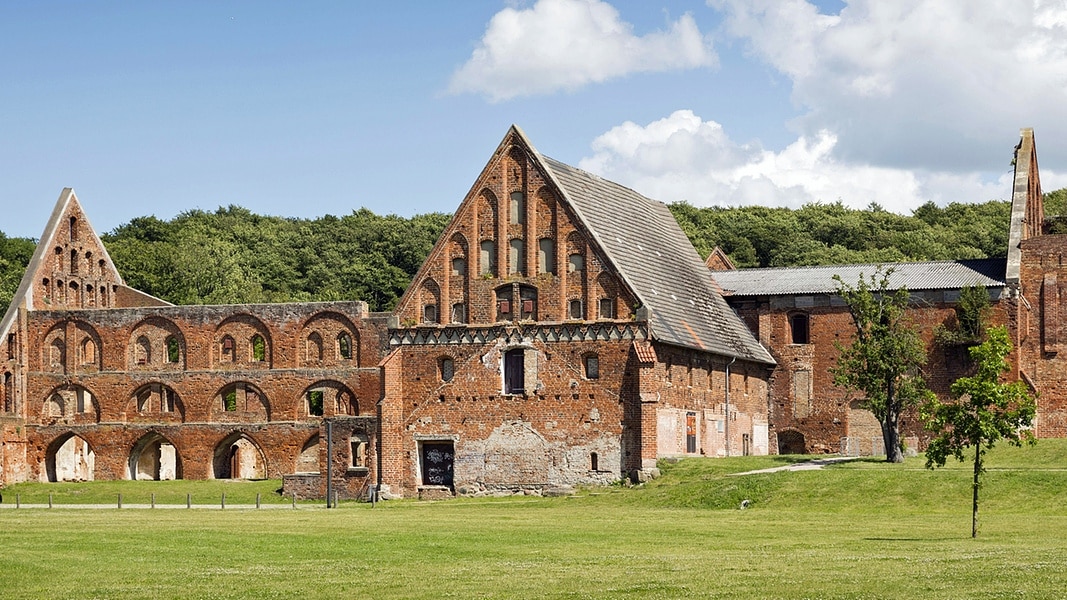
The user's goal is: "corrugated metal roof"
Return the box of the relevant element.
[539,154,775,365]
[711,258,1007,297]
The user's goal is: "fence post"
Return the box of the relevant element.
[221,493,226,510]
[292,493,296,509]
[256,493,261,509]
[15,493,19,509]
[48,493,52,509]
[118,493,122,509]
[187,493,191,509]
[151,493,156,509]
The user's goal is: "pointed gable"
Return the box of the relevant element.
[396,126,773,365]
[0,189,170,344]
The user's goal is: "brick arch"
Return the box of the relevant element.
[212,381,270,423]
[777,429,807,455]
[45,432,95,482]
[128,316,186,370]
[128,431,182,480]
[213,432,267,480]
[213,314,272,368]
[536,187,557,237]
[448,233,469,321]
[71,320,103,371]
[300,311,360,366]
[301,380,360,417]
[41,383,99,425]
[125,382,185,423]
[420,278,442,324]
[477,189,498,245]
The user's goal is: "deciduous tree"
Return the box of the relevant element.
[832,268,934,462]
[923,326,1036,537]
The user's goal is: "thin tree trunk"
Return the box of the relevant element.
[972,443,980,538]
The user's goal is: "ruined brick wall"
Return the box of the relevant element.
[381,325,642,497]
[731,291,1007,454]
[10,301,388,484]
[1018,235,1067,437]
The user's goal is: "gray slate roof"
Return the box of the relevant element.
[539,155,775,365]
[711,259,1007,297]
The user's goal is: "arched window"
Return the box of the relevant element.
[166,336,180,363]
[81,338,97,365]
[251,335,266,362]
[50,339,65,367]
[70,249,78,275]
[221,335,236,362]
[134,336,150,365]
[790,313,810,345]
[338,333,352,360]
[440,357,455,383]
[307,332,323,362]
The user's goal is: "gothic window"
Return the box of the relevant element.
[251,335,266,362]
[81,338,96,365]
[221,336,236,362]
[338,333,352,360]
[166,336,180,363]
[307,332,323,362]
[70,249,78,275]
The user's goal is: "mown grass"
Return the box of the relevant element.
[2,441,1066,598]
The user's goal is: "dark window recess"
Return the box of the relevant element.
[224,390,237,412]
[166,337,180,363]
[338,333,352,359]
[584,354,599,379]
[307,390,324,416]
[421,442,454,486]
[504,348,525,394]
[441,357,455,382]
[791,314,810,344]
[590,452,599,471]
[251,335,266,361]
[686,411,697,453]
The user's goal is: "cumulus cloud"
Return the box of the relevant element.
[711,0,1067,171]
[449,0,715,101]
[578,110,1043,214]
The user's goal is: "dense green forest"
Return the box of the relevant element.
[2,191,1065,313]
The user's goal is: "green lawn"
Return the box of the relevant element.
[2,442,1066,599]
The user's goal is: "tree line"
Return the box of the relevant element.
[2,192,1062,313]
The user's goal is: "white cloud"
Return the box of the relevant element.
[711,0,1067,171]
[449,0,716,101]
[579,110,1033,214]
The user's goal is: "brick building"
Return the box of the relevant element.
[1,126,1062,497]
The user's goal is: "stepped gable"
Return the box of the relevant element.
[0,188,170,344]
[711,258,1007,297]
[539,155,773,364]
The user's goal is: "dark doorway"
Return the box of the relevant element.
[421,441,454,487]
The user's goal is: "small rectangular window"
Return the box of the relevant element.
[584,354,599,379]
[424,304,438,324]
[568,300,583,320]
[599,298,615,319]
[451,303,466,324]
[504,349,525,394]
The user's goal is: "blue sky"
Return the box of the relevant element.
[3,1,1066,239]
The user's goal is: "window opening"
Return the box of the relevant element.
[70,249,78,275]
[221,336,235,362]
[584,354,599,379]
[519,286,537,320]
[307,390,324,416]
[3,372,11,412]
[135,336,150,365]
[568,253,584,273]
[686,412,697,453]
[251,335,266,362]
[509,238,525,275]
[590,452,599,471]
[224,389,237,412]
[420,441,454,487]
[504,348,525,394]
[81,338,96,365]
[441,357,455,382]
[451,303,466,324]
[791,313,810,344]
[568,299,583,320]
[538,238,555,275]
[423,304,438,324]
[338,333,352,360]
[480,240,495,276]
[69,216,77,241]
[510,191,525,225]
[451,257,466,277]
[8,333,15,360]
[350,437,368,468]
[599,298,615,319]
[496,287,512,321]
[166,336,180,363]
